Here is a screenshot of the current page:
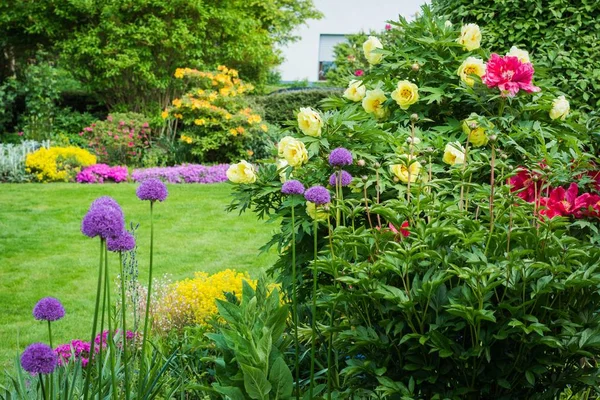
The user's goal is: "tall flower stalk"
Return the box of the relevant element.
[33,297,65,348]
[281,180,305,399]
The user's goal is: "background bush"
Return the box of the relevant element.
[25,146,96,182]
[432,0,600,112]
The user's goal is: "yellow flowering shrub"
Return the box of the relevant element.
[164,66,271,163]
[25,146,97,182]
[151,269,256,334]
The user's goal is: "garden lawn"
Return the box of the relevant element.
[0,183,277,372]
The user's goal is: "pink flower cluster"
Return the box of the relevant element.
[76,164,129,183]
[54,330,136,368]
[131,164,229,184]
[482,54,540,97]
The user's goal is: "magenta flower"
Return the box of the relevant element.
[385,24,392,30]
[482,53,540,97]
[355,69,364,77]
[21,343,58,375]
[33,297,65,321]
[55,340,91,367]
[304,185,331,205]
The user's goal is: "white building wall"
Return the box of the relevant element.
[279,0,429,82]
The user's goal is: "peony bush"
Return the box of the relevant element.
[229,6,600,399]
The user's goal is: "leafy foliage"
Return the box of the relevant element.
[325,32,372,86]
[229,6,600,398]
[257,89,343,127]
[432,0,600,112]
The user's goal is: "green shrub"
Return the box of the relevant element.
[257,88,343,127]
[229,6,600,398]
[432,0,600,112]
[325,32,372,86]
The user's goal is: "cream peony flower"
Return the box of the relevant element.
[506,46,531,64]
[457,57,486,86]
[362,88,387,118]
[343,80,367,102]
[390,156,422,183]
[297,107,323,137]
[445,20,453,28]
[458,23,482,51]
[391,80,419,110]
[226,160,257,184]
[278,136,308,167]
[462,117,490,147]
[276,158,290,182]
[443,142,466,165]
[363,36,383,65]
[549,95,570,121]
[306,201,329,221]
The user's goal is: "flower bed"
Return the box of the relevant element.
[131,164,229,184]
[77,164,128,183]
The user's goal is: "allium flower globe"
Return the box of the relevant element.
[21,343,58,375]
[329,171,353,187]
[281,180,305,195]
[328,147,353,167]
[136,178,168,202]
[33,297,65,321]
[107,231,136,252]
[304,186,331,205]
[81,200,125,240]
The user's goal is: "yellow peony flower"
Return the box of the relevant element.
[443,142,466,165]
[362,88,387,117]
[226,160,257,184]
[161,110,169,119]
[297,107,323,137]
[458,23,481,51]
[174,68,185,79]
[390,156,422,183]
[457,57,486,86]
[363,36,384,65]
[391,80,419,110]
[278,136,308,167]
[306,201,329,221]
[549,95,570,121]
[462,117,490,147]
[343,80,366,102]
[506,46,531,64]
[260,124,268,132]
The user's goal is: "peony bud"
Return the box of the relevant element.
[412,63,420,72]
[357,159,366,167]
[410,113,419,122]
[374,162,381,168]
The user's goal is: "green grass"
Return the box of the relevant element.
[0,183,277,372]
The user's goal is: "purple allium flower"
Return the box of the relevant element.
[304,185,331,205]
[107,231,136,252]
[21,343,58,375]
[281,180,305,195]
[81,201,125,240]
[136,178,168,202]
[33,297,65,321]
[329,148,353,167]
[329,170,353,187]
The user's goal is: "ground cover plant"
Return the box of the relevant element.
[0,183,277,375]
[228,6,600,398]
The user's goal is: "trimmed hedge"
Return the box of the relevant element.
[255,88,343,126]
[432,0,600,112]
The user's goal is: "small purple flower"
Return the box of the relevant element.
[282,180,305,195]
[304,185,331,205]
[81,200,125,240]
[329,147,353,167]
[21,343,58,375]
[136,178,168,202]
[33,297,65,321]
[107,231,136,252]
[329,170,353,187]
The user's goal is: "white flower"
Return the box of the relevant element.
[506,46,531,64]
[549,95,570,121]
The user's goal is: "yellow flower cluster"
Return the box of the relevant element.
[25,146,96,182]
[180,135,193,144]
[173,66,253,97]
[168,269,256,327]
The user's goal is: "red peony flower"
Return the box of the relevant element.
[354,69,364,77]
[538,183,597,219]
[508,168,543,203]
[389,221,410,238]
[482,53,540,97]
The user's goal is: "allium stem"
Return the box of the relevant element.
[291,200,300,400]
[309,217,318,400]
[39,373,46,400]
[120,251,130,400]
[140,201,154,376]
[98,254,107,386]
[105,246,118,399]
[47,321,52,349]
[83,238,105,400]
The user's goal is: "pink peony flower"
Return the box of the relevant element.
[128,142,134,147]
[18,131,24,136]
[482,53,540,97]
[385,24,392,31]
[354,69,364,77]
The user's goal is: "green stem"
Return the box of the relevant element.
[141,202,155,369]
[120,252,130,400]
[47,321,52,349]
[326,214,335,400]
[83,239,105,400]
[105,247,117,399]
[309,217,318,400]
[39,374,46,400]
[98,250,107,392]
[291,200,300,400]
